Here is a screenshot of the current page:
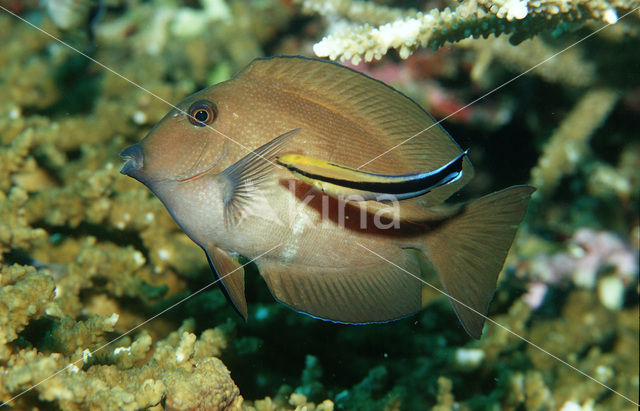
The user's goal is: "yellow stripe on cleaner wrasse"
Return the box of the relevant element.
[276,150,468,201]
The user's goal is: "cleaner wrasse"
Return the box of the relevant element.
[275,150,468,201]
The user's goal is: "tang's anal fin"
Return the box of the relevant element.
[204,245,248,320]
[276,150,468,201]
[221,128,300,227]
[257,249,423,324]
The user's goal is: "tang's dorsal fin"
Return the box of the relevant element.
[235,56,474,207]
[204,245,247,320]
[221,128,299,227]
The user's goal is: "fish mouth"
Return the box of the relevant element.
[119,144,144,176]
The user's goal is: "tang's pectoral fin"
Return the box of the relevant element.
[276,151,467,201]
[257,250,423,324]
[204,245,248,320]
[221,128,300,227]
[420,185,535,338]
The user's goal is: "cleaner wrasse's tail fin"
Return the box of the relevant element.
[421,185,535,339]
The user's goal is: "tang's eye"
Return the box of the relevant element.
[187,101,216,127]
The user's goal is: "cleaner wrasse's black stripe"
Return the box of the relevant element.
[283,150,468,197]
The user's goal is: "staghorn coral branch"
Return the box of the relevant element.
[457,36,597,87]
[530,88,620,197]
[296,0,417,25]
[300,0,639,64]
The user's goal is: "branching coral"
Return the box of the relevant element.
[0,11,243,408]
[458,36,597,87]
[0,318,242,409]
[296,0,417,26]
[297,0,638,64]
[0,187,48,256]
[0,264,55,360]
[530,88,620,196]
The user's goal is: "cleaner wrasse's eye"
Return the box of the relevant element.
[187,101,216,127]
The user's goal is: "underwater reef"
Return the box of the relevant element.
[0,0,638,410]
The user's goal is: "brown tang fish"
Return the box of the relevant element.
[120,56,534,339]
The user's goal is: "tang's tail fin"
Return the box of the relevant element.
[421,185,535,338]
